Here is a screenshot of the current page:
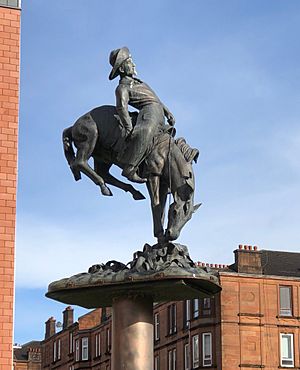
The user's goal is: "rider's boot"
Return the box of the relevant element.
[122,165,147,184]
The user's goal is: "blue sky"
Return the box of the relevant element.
[14,0,300,343]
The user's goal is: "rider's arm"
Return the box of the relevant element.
[115,85,133,135]
[162,104,175,126]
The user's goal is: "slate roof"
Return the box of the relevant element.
[14,340,41,361]
[261,250,300,278]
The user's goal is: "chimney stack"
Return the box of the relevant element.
[45,317,56,339]
[232,244,262,274]
[63,306,74,330]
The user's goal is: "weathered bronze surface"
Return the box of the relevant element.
[111,296,153,370]
[62,47,200,243]
[46,242,221,308]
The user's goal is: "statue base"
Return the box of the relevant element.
[46,242,221,370]
[46,242,221,308]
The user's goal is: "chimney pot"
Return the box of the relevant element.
[249,245,252,251]
[239,244,243,249]
[254,246,258,251]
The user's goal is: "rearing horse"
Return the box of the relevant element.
[63,105,200,243]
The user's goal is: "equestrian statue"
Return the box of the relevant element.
[62,47,200,244]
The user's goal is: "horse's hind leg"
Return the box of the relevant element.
[94,160,146,200]
[72,119,112,196]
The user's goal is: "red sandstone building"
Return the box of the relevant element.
[41,246,300,370]
[13,341,42,370]
[0,0,21,369]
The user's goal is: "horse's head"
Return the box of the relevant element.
[165,182,201,241]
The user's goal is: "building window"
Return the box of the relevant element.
[279,286,292,316]
[193,299,199,319]
[53,341,57,362]
[82,337,89,361]
[192,334,199,368]
[184,343,190,370]
[69,332,73,353]
[106,328,111,352]
[154,313,160,341]
[184,300,190,328]
[202,298,212,316]
[280,333,294,367]
[57,339,61,360]
[75,339,79,362]
[69,366,75,370]
[168,303,177,335]
[95,332,101,357]
[168,348,176,370]
[154,355,160,370]
[53,339,61,362]
[202,332,212,367]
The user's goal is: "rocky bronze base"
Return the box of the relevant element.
[46,242,221,308]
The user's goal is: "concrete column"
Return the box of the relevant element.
[112,295,153,370]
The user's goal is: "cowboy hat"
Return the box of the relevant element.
[109,47,130,80]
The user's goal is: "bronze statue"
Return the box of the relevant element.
[62,47,200,243]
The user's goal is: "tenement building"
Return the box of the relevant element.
[0,0,21,369]
[41,246,300,370]
[13,341,42,370]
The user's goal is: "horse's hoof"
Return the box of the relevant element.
[101,186,113,196]
[73,172,81,181]
[133,191,146,200]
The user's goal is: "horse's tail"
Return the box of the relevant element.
[175,137,199,163]
[62,126,75,165]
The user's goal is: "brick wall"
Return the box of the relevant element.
[0,4,20,369]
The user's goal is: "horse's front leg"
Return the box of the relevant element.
[147,175,164,243]
[94,161,146,200]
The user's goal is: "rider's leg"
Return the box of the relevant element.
[122,104,164,183]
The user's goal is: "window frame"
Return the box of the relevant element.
[106,327,111,352]
[154,312,160,341]
[193,299,199,319]
[154,354,160,370]
[279,286,293,317]
[202,297,212,316]
[53,341,57,362]
[202,332,212,367]
[168,303,177,335]
[192,334,199,368]
[95,332,101,357]
[75,339,80,362]
[280,333,294,367]
[81,337,89,361]
[57,338,61,360]
[184,343,190,370]
[168,348,176,370]
[184,300,191,328]
[69,332,74,354]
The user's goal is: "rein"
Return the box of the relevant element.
[167,127,176,207]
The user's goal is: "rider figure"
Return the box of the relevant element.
[109,47,175,183]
